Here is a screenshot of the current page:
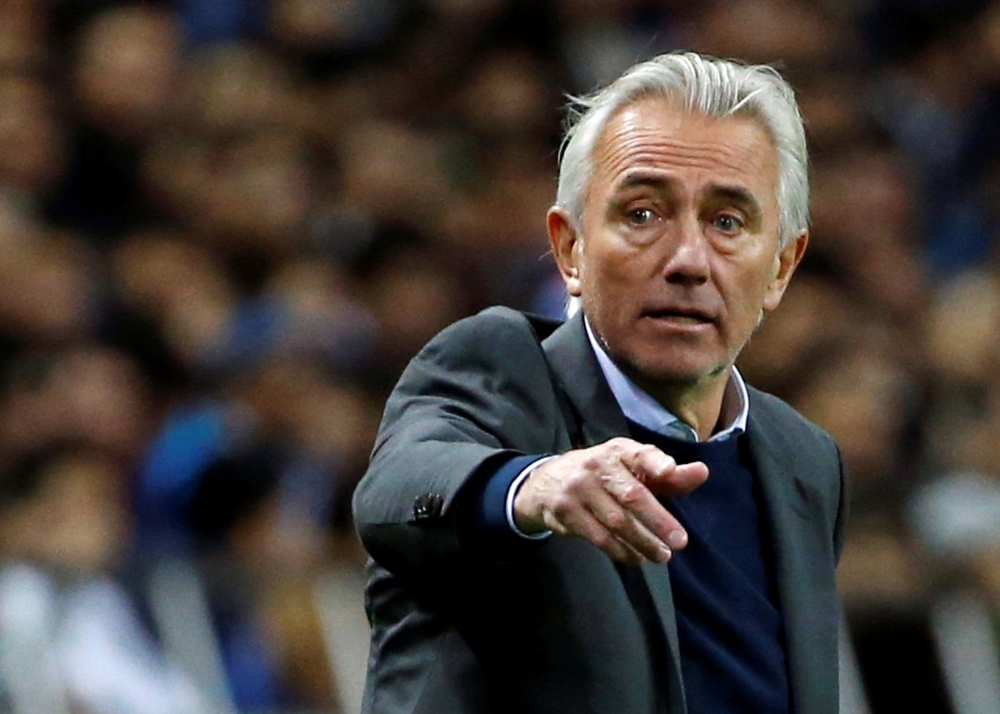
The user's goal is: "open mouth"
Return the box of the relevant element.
[643,309,714,325]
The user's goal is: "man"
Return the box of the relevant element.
[353,51,847,714]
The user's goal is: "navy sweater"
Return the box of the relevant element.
[628,420,792,714]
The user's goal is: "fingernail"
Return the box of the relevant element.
[658,546,672,562]
[667,530,688,549]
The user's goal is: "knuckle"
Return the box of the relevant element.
[619,482,645,506]
[564,474,589,497]
[604,509,627,531]
[638,443,669,467]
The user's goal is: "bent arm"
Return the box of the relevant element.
[352,308,564,577]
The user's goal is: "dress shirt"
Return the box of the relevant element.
[584,317,749,441]
[503,317,749,537]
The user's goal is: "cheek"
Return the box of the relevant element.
[721,261,776,325]
[580,259,636,332]
[587,258,645,319]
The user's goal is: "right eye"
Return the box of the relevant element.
[627,207,656,226]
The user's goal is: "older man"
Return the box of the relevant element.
[353,52,847,714]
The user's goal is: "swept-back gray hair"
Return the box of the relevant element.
[555,51,809,248]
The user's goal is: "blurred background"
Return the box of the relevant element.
[1,0,1000,712]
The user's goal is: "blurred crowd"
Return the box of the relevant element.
[1,0,1000,712]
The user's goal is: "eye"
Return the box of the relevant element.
[627,207,656,226]
[712,213,744,234]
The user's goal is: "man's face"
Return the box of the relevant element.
[550,97,806,394]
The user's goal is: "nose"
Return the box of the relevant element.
[663,214,710,285]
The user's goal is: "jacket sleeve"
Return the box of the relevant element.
[352,307,565,577]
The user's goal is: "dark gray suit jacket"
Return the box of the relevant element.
[353,307,848,714]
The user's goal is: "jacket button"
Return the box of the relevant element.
[413,493,444,520]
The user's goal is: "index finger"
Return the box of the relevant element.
[619,444,709,497]
[600,469,690,552]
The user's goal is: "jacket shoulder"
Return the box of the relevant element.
[747,385,836,450]
[412,307,560,368]
[430,306,559,345]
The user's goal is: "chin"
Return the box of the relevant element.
[620,353,724,391]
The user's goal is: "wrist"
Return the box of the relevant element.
[508,457,554,538]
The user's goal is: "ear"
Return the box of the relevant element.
[547,207,584,297]
[762,230,808,313]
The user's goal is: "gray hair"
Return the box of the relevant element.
[555,52,809,248]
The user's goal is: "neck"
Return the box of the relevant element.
[628,366,731,441]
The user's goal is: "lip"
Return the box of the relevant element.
[641,307,716,324]
[638,307,718,337]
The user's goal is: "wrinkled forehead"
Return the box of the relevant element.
[588,96,781,203]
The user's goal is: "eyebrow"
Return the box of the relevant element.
[614,172,764,227]
[617,172,673,192]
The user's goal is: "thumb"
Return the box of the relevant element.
[646,460,709,497]
[619,444,708,496]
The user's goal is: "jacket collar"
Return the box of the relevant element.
[542,311,631,448]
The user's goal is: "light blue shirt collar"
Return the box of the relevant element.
[584,317,749,442]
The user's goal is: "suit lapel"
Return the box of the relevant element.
[746,394,839,714]
[543,313,687,713]
[541,312,631,445]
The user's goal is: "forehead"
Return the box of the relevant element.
[589,96,780,206]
